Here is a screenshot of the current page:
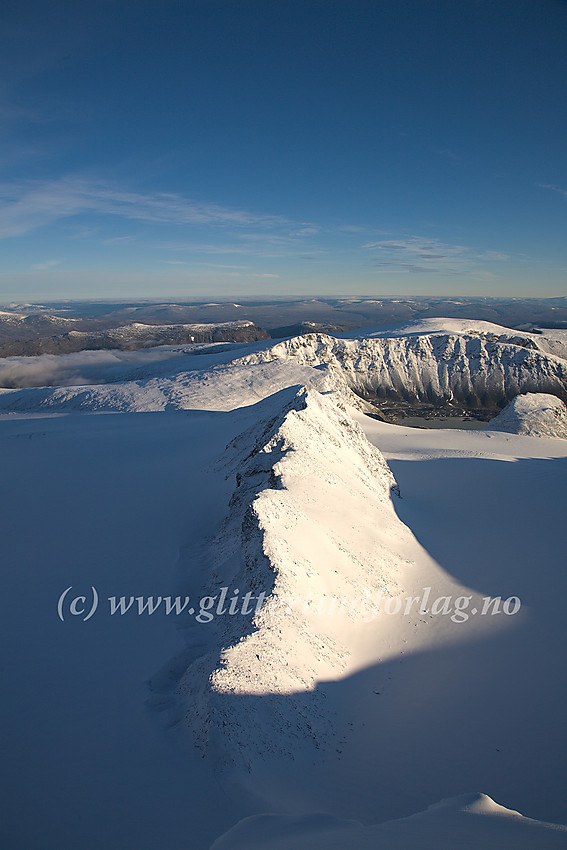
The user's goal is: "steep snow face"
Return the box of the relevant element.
[239,332,567,407]
[211,793,567,850]
[487,392,567,439]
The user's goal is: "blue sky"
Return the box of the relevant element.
[1,0,566,301]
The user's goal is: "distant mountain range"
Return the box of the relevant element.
[1,296,566,356]
[0,316,268,356]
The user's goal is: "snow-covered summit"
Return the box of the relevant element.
[343,318,567,361]
[487,392,567,439]
[343,316,536,339]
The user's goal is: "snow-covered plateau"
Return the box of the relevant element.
[1,319,566,849]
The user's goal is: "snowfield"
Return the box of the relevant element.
[1,319,566,849]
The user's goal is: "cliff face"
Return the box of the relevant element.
[240,332,567,408]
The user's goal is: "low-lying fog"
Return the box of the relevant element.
[0,346,190,389]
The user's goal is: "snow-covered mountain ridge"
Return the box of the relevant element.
[1,322,566,414]
[166,385,516,778]
[174,386,405,764]
[0,318,267,357]
[238,331,567,407]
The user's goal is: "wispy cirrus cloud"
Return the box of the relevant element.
[156,237,315,260]
[198,263,251,270]
[334,224,371,234]
[158,258,279,278]
[485,250,511,261]
[362,236,470,275]
[372,261,446,274]
[1,177,520,282]
[362,235,513,276]
[539,183,567,200]
[30,258,63,271]
[0,176,292,239]
[100,234,137,246]
[362,236,469,258]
